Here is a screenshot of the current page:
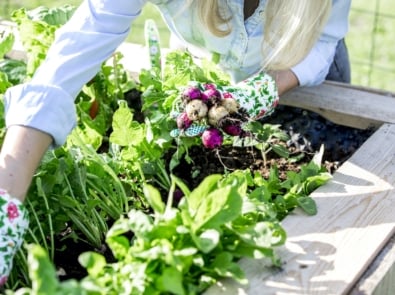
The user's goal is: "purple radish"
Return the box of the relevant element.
[222,122,242,136]
[222,92,233,98]
[182,86,202,101]
[203,88,221,104]
[177,112,192,130]
[204,83,217,90]
[202,128,223,149]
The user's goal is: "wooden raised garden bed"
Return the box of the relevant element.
[204,83,395,295]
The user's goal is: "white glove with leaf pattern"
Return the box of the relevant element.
[0,190,29,287]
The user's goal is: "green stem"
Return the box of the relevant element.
[36,177,55,261]
[26,197,49,254]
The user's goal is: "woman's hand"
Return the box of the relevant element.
[269,69,300,96]
[227,71,280,119]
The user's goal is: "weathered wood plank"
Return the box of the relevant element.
[350,232,395,294]
[281,81,395,130]
[205,123,395,295]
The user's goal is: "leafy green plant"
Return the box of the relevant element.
[5,154,331,294]
[263,145,331,220]
[0,29,15,58]
[0,29,25,92]
[11,5,76,76]
[235,121,291,167]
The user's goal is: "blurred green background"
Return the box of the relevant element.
[1,0,395,92]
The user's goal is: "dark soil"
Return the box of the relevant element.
[54,104,376,281]
[171,105,375,188]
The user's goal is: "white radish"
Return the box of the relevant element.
[185,99,208,121]
[220,97,239,114]
[208,105,229,127]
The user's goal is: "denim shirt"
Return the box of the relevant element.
[4,0,351,146]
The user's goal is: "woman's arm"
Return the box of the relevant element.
[291,0,352,87]
[270,70,299,96]
[0,126,52,202]
[267,0,351,94]
[2,0,147,198]
[5,0,147,148]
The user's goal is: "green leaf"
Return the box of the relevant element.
[11,8,57,75]
[0,59,27,85]
[26,244,59,294]
[106,217,133,260]
[191,185,242,232]
[110,102,144,146]
[170,174,191,198]
[186,174,222,213]
[106,235,130,260]
[272,144,290,158]
[297,196,317,215]
[106,216,132,238]
[210,252,247,284]
[143,184,165,215]
[155,267,185,295]
[78,252,106,277]
[0,71,12,94]
[57,195,79,208]
[26,6,75,26]
[0,30,15,58]
[194,229,220,253]
[303,173,332,194]
[235,221,286,249]
[127,209,153,238]
[68,124,103,150]
[210,252,233,275]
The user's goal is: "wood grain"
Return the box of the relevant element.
[350,233,395,295]
[205,123,395,295]
[281,82,395,130]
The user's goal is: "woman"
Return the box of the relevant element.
[0,0,351,284]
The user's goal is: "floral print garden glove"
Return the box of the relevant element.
[0,190,29,287]
[222,71,279,120]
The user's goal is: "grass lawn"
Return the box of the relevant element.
[348,0,395,92]
[2,0,395,92]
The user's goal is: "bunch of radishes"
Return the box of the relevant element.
[174,83,249,149]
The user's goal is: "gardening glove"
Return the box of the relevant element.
[169,71,279,138]
[222,71,279,120]
[0,190,29,287]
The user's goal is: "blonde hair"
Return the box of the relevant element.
[188,0,332,71]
